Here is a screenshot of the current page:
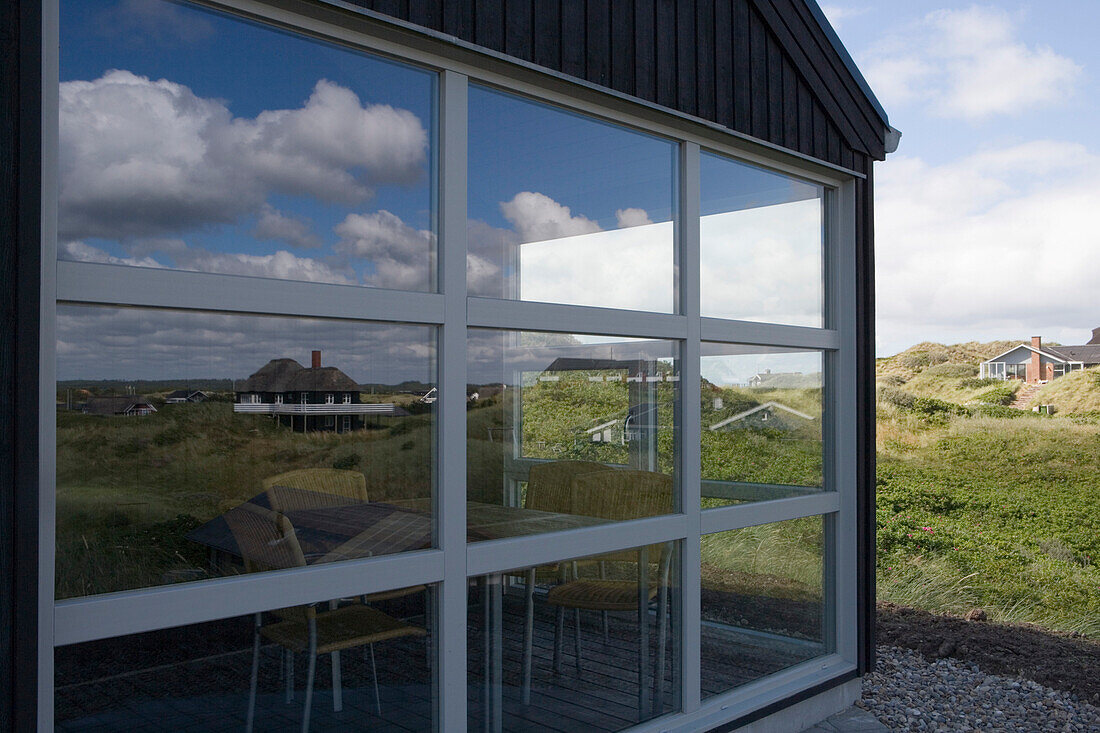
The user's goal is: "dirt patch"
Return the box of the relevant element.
[877,602,1100,705]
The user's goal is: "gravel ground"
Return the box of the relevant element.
[858,646,1100,732]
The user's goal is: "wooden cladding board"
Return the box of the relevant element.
[346,0,887,165]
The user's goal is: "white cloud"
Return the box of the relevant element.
[819,5,867,30]
[615,208,653,228]
[500,192,601,243]
[55,306,434,384]
[253,205,322,250]
[700,200,823,327]
[59,71,428,240]
[59,240,165,269]
[334,210,433,290]
[173,249,354,285]
[875,141,1100,355]
[862,6,1081,120]
[520,221,675,313]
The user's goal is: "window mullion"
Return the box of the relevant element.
[679,141,703,714]
[437,68,469,733]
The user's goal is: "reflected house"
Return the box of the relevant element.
[164,389,208,404]
[234,350,408,433]
[747,370,822,389]
[81,395,157,417]
[709,401,815,432]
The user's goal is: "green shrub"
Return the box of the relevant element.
[973,383,1017,406]
[959,377,1002,389]
[924,363,979,378]
[878,387,915,409]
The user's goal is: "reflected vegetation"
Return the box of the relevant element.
[55,305,435,599]
[701,517,827,699]
[467,331,678,537]
[701,344,824,507]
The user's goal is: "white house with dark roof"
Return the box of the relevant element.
[979,332,1100,383]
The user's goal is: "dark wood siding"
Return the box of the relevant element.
[2,2,42,727]
[346,0,887,164]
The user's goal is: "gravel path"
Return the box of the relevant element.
[857,646,1100,732]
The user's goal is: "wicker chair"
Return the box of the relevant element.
[224,502,425,733]
[262,468,368,513]
[261,468,430,652]
[515,460,615,703]
[539,470,674,709]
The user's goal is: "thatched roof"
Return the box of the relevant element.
[241,358,305,393]
[285,367,359,392]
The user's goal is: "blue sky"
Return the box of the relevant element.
[820,1,1100,354]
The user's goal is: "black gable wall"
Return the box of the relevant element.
[349,0,883,671]
[347,0,887,168]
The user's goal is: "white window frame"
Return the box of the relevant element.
[39,0,863,729]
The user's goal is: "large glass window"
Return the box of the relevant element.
[701,518,828,699]
[56,583,435,731]
[467,330,679,538]
[700,153,824,326]
[55,305,436,599]
[469,542,680,731]
[59,0,437,291]
[46,3,856,729]
[701,344,824,507]
[467,86,677,312]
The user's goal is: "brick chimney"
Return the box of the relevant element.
[1090,327,1100,345]
[312,350,321,369]
[1029,337,1041,384]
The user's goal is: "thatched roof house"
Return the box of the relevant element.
[241,358,305,393]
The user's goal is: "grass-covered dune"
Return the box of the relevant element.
[875,340,1100,637]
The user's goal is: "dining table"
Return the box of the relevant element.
[185,486,662,730]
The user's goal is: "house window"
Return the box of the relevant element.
[43,1,861,730]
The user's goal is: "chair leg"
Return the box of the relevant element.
[553,605,565,674]
[369,643,382,716]
[331,651,343,713]
[285,650,294,704]
[301,621,317,733]
[573,609,582,674]
[600,562,610,643]
[424,586,433,669]
[246,613,261,733]
[654,580,670,712]
[522,568,535,704]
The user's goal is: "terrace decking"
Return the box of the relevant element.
[56,589,822,732]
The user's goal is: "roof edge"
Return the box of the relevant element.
[799,0,890,128]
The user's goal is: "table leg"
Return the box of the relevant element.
[480,575,503,733]
[638,547,650,720]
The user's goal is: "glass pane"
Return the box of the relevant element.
[56,305,435,599]
[701,518,827,699]
[700,153,824,326]
[469,542,680,731]
[468,86,677,312]
[59,0,436,291]
[56,583,435,731]
[468,330,679,539]
[701,343,824,507]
